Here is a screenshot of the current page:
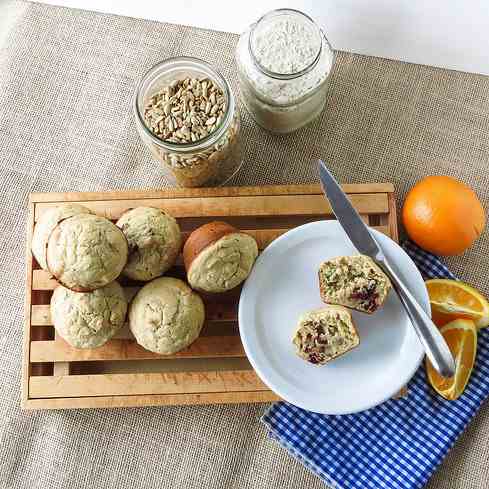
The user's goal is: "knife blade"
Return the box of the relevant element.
[318,160,383,261]
[318,159,455,378]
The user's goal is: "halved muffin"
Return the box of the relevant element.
[318,255,392,314]
[183,221,258,293]
[292,306,360,365]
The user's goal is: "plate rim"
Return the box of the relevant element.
[238,220,428,415]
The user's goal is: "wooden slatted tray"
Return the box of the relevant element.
[22,183,398,410]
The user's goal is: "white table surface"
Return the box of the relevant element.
[29,0,489,76]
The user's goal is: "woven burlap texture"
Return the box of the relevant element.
[1,2,488,488]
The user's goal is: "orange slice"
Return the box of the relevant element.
[431,309,474,328]
[426,319,477,400]
[426,279,489,329]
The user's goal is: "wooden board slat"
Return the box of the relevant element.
[29,370,269,398]
[35,193,389,221]
[23,183,400,410]
[29,183,394,203]
[22,391,280,410]
[31,305,52,326]
[52,332,70,375]
[387,192,399,243]
[22,201,35,407]
[30,336,244,363]
[32,270,58,291]
[53,362,70,376]
[31,301,238,326]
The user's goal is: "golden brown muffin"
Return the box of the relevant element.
[183,221,258,293]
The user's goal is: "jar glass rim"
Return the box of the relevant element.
[248,8,325,80]
[134,56,234,153]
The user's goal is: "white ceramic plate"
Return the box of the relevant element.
[239,220,428,415]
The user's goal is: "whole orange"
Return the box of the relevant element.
[402,176,485,256]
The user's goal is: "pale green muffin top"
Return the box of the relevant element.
[47,214,128,291]
[116,207,181,281]
[129,277,205,355]
[187,233,258,293]
[32,204,92,270]
[51,281,127,349]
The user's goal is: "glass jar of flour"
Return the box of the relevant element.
[236,9,335,134]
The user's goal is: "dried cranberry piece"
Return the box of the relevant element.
[308,353,321,364]
[351,281,378,301]
[363,293,379,312]
[350,288,370,301]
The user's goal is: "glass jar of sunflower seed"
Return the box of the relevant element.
[134,57,242,187]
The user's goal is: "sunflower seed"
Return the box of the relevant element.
[143,77,226,145]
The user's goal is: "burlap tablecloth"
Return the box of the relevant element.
[1,2,488,488]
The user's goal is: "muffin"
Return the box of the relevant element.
[129,277,205,355]
[47,214,128,291]
[318,255,392,314]
[31,204,92,270]
[183,221,258,293]
[51,281,127,349]
[116,207,182,281]
[292,306,360,365]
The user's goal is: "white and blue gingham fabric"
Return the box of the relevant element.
[262,242,489,489]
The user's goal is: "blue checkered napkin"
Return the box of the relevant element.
[402,241,456,280]
[262,242,489,489]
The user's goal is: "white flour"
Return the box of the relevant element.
[236,10,334,133]
[252,17,319,75]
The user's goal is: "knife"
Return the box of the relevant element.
[318,160,455,378]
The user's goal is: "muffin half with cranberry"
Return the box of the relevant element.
[292,306,360,365]
[318,255,391,314]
